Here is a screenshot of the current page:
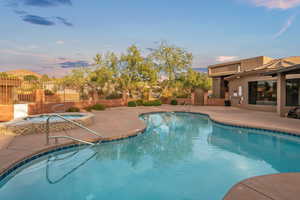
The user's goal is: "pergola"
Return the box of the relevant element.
[264,64,300,117]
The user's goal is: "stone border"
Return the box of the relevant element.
[0,112,94,136]
[1,109,300,199]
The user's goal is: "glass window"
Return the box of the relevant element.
[248,81,277,105]
[286,79,300,106]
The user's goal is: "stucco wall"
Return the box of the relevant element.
[228,74,300,114]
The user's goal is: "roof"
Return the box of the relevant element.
[5,69,42,79]
[264,64,300,76]
[208,56,270,69]
[225,56,300,80]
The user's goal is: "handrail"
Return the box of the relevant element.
[46,114,103,145]
[49,136,94,145]
[46,152,98,184]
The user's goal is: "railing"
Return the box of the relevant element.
[46,151,98,184]
[46,114,104,145]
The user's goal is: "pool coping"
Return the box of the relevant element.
[1,108,300,199]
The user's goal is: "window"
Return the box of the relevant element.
[286,79,300,106]
[248,81,277,105]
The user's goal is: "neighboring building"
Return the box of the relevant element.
[208,56,300,116]
[5,69,42,79]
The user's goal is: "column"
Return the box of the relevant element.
[277,73,286,117]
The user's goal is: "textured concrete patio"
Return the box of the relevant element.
[1,105,300,200]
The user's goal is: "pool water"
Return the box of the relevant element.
[24,114,84,122]
[1,112,300,200]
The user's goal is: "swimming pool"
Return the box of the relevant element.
[1,112,300,200]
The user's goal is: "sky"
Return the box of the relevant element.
[0,0,300,76]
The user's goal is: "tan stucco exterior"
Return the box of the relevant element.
[208,56,300,116]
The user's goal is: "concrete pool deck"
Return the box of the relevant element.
[1,105,300,199]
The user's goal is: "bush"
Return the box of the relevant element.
[85,106,93,112]
[91,104,106,111]
[66,107,80,112]
[176,94,189,98]
[170,99,178,105]
[143,100,162,106]
[105,93,122,100]
[136,99,143,106]
[44,89,54,96]
[84,104,106,111]
[128,101,137,107]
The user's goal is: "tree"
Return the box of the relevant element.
[181,68,212,93]
[150,42,193,97]
[91,52,120,97]
[23,75,38,81]
[119,45,159,99]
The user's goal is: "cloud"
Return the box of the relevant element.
[273,14,297,38]
[249,0,300,9]
[14,10,27,15]
[10,0,72,7]
[59,60,90,68]
[56,17,73,27]
[216,56,238,62]
[56,40,65,45]
[22,15,55,26]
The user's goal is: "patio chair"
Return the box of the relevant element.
[287,107,300,119]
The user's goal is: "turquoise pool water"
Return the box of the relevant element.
[1,112,300,200]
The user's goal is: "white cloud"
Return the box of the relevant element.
[249,0,300,9]
[216,56,239,62]
[273,14,297,38]
[56,40,65,45]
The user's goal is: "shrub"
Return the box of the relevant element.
[136,99,143,106]
[170,99,178,105]
[105,93,122,100]
[91,104,106,111]
[143,100,162,106]
[44,89,54,96]
[128,101,137,107]
[66,107,80,112]
[176,94,189,98]
[85,106,93,112]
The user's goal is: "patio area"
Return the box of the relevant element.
[1,105,300,199]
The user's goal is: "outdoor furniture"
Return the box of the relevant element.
[287,107,300,119]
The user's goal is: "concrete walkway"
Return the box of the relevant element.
[1,105,300,199]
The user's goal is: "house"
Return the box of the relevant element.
[5,69,42,79]
[208,56,300,116]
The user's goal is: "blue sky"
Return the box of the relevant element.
[0,0,300,76]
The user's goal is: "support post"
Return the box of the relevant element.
[277,73,286,117]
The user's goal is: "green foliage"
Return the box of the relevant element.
[136,99,143,106]
[66,107,80,112]
[23,75,39,81]
[91,104,106,111]
[50,43,212,103]
[143,100,162,106]
[84,104,106,111]
[170,99,178,105]
[105,93,122,100]
[0,72,9,78]
[44,89,54,96]
[176,94,189,98]
[128,101,137,107]
[84,106,93,112]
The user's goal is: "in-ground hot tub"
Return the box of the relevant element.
[0,113,94,136]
